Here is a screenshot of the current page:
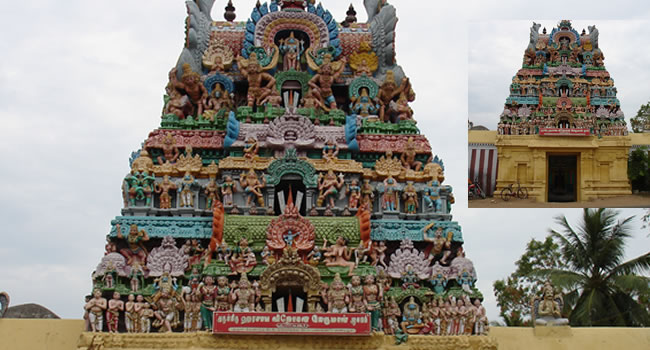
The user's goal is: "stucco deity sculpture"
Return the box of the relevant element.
[153,291,180,332]
[400,297,424,334]
[381,175,399,211]
[198,275,217,330]
[317,170,344,208]
[125,170,155,207]
[322,139,339,162]
[350,88,379,117]
[155,175,177,209]
[124,294,137,333]
[215,276,232,312]
[402,181,418,214]
[279,31,304,71]
[231,273,255,312]
[85,289,107,332]
[325,273,349,313]
[240,169,266,207]
[157,133,180,164]
[308,53,347,110]
[106,292,124,333]
[169,64,208,117]
[422,225,452,264]
[348,275,366,313]
[204,175,220,210]
[400,137,422,171]
[236,53,277,107]
[322,237,356,275]
[220,175,236,206]
[533,281,568,326]
[177,172,199,208]
[360,179,375,211]
[116,224,150,267]
[203,83,233,121]
[363,274,383,331]
[423,180,442,212]
[228,237,257,274]
[378,70,408,122]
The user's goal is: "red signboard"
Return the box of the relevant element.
[213,311,371,336]
[539,127,591,136]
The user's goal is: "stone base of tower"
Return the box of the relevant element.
[75,332,498,350]
[494,135,632,202]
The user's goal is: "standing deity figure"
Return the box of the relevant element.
[381,175,399,211]
[236,53,277,107]
[363,275,383,331]
[129,261,145,293]
[106,292,124,333]
[350,88,379,117]
[456,298,468,335]
[85,289,107,332]
[125,170,156,207]
[220,175,236,206]
[140,301,154,333]
[322,237,356,275]
[378,71,409,122]
[125,294,137,333]
[155,175,177,209]
[473,299,489,334]
[204,175,220,210]
[423,180,442,212]
[178,171,199,208]
[422,299,441,335]
[400,137,422,171]
[116,223,150,267]
[360,179,375,211]
[308,53,347,110]
[133,295,146,332]
[169,64,208,117]
[317,170,344,208]
[348,275,367,313]
[370,241,388,269]
[215,276,232,311]
[383,296,401,335]
[240,169,266,207]
[325,273,349,313]
[198,275,217,330]
[346,179,361,209]
[422,225,453,264]
[402,181,418,214]
[157,133,180,164]
[230,273,255,312]
[279,31,304,71]
[243,136,259,161]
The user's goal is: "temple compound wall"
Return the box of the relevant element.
[1,319,649,350]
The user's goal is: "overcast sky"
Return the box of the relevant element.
[0,0,648,323]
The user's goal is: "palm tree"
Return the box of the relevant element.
[546,208,650,326]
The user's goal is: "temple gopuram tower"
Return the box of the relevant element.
[495,21,631,202]
[81,1,494,348]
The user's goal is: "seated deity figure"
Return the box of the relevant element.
[230,273,255,312]
[400,137,422,171]
[239,169,266,207]
[325,273,349,313]
[378,70,408,122]
[202,83,233,121]
[317,170,344,208]
[168,64,208,117]
[243,136,259,161]
[236,53,277,107]
[322,139,339,162]
[228,237,257,274]
[400,297,424,334]
[322,236,356,275]
[84,289,107,332]
[533,281,568,326]
[157,133,180,164]
[350,88,379,118]
[116,224,150,267]
[308,53,347,110]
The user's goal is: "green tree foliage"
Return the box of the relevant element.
[630,102,650,133]
[493,236,562,326]
[544,209,650,326]
[628,147,650,191]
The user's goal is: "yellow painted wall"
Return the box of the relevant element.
[0,319,84,350]
[1,319,649,350]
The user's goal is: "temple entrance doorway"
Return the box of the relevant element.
[271,284,308,313]
[274,174,306,215]
[547,154,577,202]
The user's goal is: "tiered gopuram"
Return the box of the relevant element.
[85,0,490,346]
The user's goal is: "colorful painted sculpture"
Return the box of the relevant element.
[86,0,486,341]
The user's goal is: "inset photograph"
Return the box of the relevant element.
[468,20,650,207]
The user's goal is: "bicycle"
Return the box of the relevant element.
[500,180,529,201]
